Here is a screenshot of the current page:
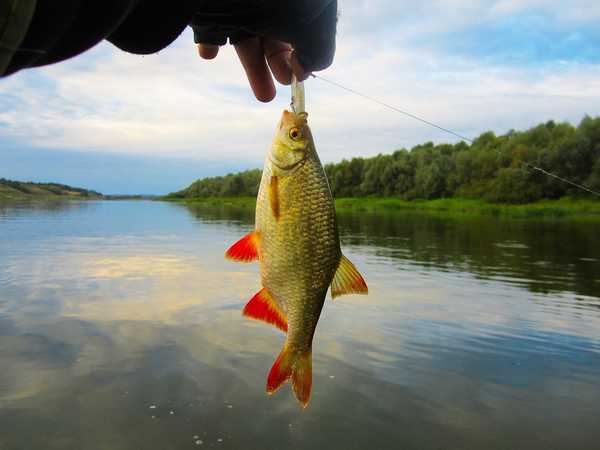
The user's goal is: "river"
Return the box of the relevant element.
[0,200,599,450]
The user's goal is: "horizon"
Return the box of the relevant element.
[3,113,596,196]
[2,1,600,195]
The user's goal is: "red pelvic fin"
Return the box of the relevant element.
[331,254,368,299]
[242,288,288,333]
[267,346,312,409]
[225,231,260,262]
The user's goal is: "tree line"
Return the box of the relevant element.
[169,116,600,204]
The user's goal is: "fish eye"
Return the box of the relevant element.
[289,127,302,141]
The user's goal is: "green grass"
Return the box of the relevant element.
[165,196,600,219]
[164,196,257,208]
[335,197,600,218]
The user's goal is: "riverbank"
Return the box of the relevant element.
[0,179,102,201]
[164,196,600,218]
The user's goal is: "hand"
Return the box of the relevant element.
[197,37,307,103]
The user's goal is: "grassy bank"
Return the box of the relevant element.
[164,196,600,218]
[334,197,600,218]
[166,196,257,208]
[0,179,102,201]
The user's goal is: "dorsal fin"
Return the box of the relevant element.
[331,254,368,299]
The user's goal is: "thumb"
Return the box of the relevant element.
[291,0,337,73]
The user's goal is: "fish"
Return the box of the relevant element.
[225,110,368,408]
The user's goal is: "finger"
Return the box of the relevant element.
[235,37,275,102]
[197,43,219,60]
[290,52,309,81]
[263,39,293,85]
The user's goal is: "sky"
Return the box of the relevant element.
[2,0,600,195]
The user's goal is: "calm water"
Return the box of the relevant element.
[1,200,599,450]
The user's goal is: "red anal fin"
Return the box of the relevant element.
[225,231,259,262]
[267,346,312,409]
[331,254,368,299]
[269,176,280,220]
[242,288,288,333]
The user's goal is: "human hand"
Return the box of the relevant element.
[197,37,307,102]
[191,1,336,102]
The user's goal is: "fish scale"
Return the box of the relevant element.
[257,152,339,352]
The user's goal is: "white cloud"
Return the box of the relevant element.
[0,32,285,161]
[490,0,600,22]
[1,4,600,170]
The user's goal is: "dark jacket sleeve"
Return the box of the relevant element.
[2,0,194,77]
[3,0,138,76]
[2,0,337,77]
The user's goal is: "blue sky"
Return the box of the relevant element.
[2,0,600,195]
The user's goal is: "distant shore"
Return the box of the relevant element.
[0,178,102,201]
[164,196,600,219]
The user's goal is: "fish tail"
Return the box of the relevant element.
[266,345,312,408]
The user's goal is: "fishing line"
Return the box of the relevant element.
[525,164,600,197]
[312,74,474,144]
[311,73,600,198]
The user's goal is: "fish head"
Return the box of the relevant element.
[269,110,310,175]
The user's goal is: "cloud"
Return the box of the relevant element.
[1,2,600,189]
[0,32,284,160]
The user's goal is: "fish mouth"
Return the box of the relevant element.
[269,156,305,172]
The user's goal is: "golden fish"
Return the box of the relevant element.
[225,110,368,408]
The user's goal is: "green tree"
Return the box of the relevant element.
[173,116,600,203]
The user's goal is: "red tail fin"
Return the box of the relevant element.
[266,346,312,408]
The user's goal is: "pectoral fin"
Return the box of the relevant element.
[243,287,288,333]
[269,176,280,220]
[225,231,260,262]
[331,254,368,299]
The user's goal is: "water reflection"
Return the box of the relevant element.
[337,211,599,300]
[183,203,600,298]
[0,201,599,450]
